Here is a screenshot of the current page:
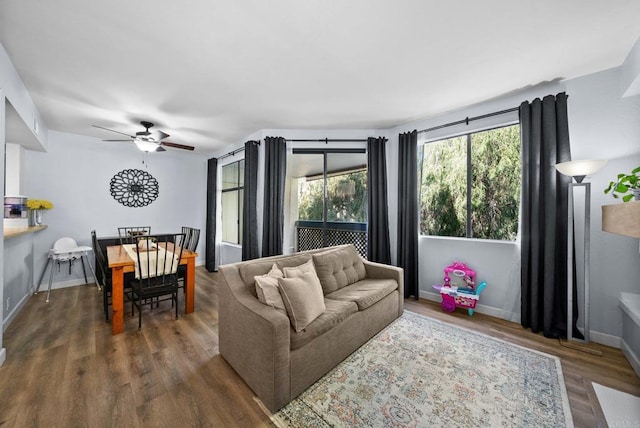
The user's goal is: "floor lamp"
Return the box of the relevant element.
[555,159,607,343]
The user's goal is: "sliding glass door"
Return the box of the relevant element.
[287,148,368,257]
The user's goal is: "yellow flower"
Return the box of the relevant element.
[27,199,54,210]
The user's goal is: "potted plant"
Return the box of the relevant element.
[604,166,640,202]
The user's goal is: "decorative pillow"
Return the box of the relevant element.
[254,264,286,310]
[282,259,317,278]
[278,271,326,332]
[312,245,366,294]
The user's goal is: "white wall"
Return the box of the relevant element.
[0,41,50,366]
[24,130,208,292]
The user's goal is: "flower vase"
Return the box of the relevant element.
[34,209,44,226]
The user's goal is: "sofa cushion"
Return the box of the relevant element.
[254,264,286,310]
[278,272,326,333]
[325,278,398,310]
[312,245,366,294]
[290,299,358,350]
[239,260,278,296]
[275,254,313,271]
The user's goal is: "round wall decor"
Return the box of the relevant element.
[110,169,159,207]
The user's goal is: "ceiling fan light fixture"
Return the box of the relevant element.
[134,139,159,152]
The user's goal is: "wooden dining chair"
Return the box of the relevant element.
[117,226,151,244]
[129,233,186,329]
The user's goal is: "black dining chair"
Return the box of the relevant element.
[91,230,133,321]
[130,233,185,329]
[177,227,200,290]
[117,226,151,244]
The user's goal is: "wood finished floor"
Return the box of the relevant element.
[1,268,638,427]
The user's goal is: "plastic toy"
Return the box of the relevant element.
[432,261,486,316]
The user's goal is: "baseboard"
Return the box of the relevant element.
[419,290,519,321]
[589,331,621,349]
[2,291,32,332]
[419,290,621,348]
[621,338,640,378]
[36,277,93,292]
[0,348,5,367]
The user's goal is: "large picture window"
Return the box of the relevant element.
[221,159,244,244]
[419,124,521,241]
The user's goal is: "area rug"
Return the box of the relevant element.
[273,311,573,427]
[593,382,640,426]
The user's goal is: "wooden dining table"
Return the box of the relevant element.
[106,243,198,335]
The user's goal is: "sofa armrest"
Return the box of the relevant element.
[218,265,292,412]
[363,260,404,317]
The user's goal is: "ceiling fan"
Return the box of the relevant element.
[92,121,195,152]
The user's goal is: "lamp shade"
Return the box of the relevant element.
[555,159,607,183]
[134,139,159,152]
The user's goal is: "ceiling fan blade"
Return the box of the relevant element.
[92,125,135,138]
[161,141,195,151]
[103,139,132,142]
[149,130,170,141]
[156,146,167,152]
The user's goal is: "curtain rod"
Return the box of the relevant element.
[285,138,370,143]
[218,140,260,160]
[418,106,519,134]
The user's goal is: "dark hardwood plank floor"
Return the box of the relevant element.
[1,268,638,427]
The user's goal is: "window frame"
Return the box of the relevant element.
[419,122,521,241]
[221,159,244,245]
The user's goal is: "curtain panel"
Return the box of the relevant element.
[262,136,287,257]
[242,140,260,260]
[205,157,218,272]
[367,137,391,264]
[397,130,419,299]
[520,92,574,338]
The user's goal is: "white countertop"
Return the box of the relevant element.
[620,292,640,326]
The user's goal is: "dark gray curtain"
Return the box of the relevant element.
[520,92,574,338]
[262,136,287,257]
[205,157,218,272]
[242,141,260,260]
[367,137,391,264]
[397,130,419,299]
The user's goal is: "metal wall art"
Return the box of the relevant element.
[110,169,159,207]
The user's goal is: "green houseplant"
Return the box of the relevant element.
[604,166,640,202]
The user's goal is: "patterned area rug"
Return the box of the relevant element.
[273,311,573,427]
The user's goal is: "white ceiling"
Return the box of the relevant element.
[1,1,640,154]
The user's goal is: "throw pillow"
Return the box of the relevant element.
[278,271,326,332]
[282,259,317,278]
[254,264,286,310]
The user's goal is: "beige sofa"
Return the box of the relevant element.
[218,244,404,412]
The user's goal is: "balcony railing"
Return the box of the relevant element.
[295,220,367,258]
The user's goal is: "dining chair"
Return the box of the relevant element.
[117,226,151,244]
[181,226,200,252]
[91,230,133,321]
[35,236,97,303]
[129,233,186,329]
[177,227,200,290]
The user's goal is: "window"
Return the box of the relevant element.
[221,160,244,244]
[297,167,367,223]
[419,124,521,241]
